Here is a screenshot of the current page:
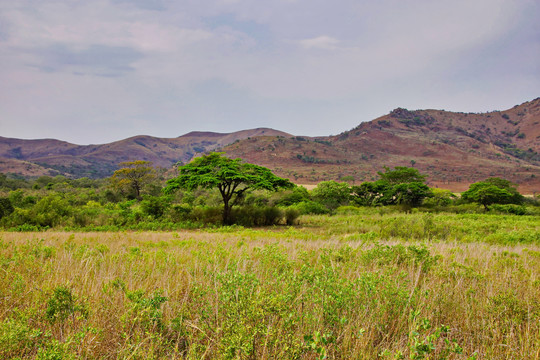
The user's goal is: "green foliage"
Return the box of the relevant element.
[351,180,392,206]
[311,180,351,210]
[489,204,527,215]
[125,289,168,330]
[392,182,432,209]
[46,286,88,324]
[423,188,456,207]
[110,160,157,200]
[26,195,71,227]
[165,153,294,224]
[232,205,284,226]
[352,168,431,209]
[0,318,44,358]
[284,207,301,225]
[289,200,330,215]
[461,178,523,210]
[0,197,14,219]
[271,186,310,206]
[140,195,171,218]
[378,166,427,185]
[380,318,466,360]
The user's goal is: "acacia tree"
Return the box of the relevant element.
[164,153,294,225]
[377,166,427,184]
[461,178,523,210]
[110,160,156,200]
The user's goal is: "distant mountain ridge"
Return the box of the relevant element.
[1,99,539,192]
[0,128,292,178]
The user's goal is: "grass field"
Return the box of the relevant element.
[1,211,539,359]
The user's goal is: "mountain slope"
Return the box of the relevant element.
[0,128,292,178]
[1,99,539,192]
[221,98,540,192]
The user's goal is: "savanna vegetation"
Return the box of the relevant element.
[0,155,539,359]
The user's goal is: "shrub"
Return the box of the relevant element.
[190,206,222,224]
[489,204,527,215]
[0,197,14,219]
[0,319,44,358]
[284,207,300,225]
[140,195,171,218]
[232,206,283,226]
[290,201,329,215]
[46,286,88,324]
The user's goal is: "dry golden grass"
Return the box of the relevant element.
[0,222,539,359]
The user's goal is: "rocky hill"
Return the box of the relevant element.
[221,98,540,193]
[1,99,539,193]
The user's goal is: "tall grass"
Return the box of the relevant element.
[1,212,539,359]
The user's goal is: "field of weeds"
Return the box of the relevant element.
[1,211,539,359]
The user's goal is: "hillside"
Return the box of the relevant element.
[221,98,540,193]
[1,99,539,193]
[0,128,291,178]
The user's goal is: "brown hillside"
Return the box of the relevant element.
[0,128,291,178]
[222,99,540,193]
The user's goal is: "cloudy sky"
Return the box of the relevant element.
[1,0,539,144]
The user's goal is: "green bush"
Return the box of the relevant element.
[284,207,300,225]
[290,201,329,215]
[190,206,223,224]
[0,318,44,358]
[0,197,14,219]
[140,196,171,218]
[489,204,527,215]
[232,206,284,226]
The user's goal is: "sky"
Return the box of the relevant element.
[1,0,539,145]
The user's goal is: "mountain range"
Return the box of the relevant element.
[1,98,539,193]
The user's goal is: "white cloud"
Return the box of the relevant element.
[298,36,340,50]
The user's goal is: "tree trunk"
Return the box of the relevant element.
[223,198,232,225]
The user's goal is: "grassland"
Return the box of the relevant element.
[1,210,539,359]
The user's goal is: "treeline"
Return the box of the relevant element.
[0,162,537,231]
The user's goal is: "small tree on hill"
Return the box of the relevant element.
[164,153,294,225]
[378,166,427,185]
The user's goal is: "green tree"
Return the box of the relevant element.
[484,177,524,204]
[391,182,432,209]
[351,180,392,206]
[311,181,351,210]
[340,175,355,185]
[110,161,156,200]
[164,153,294,225]
[353,167,431,209]
[378,166,427,185]
[461,180,520,210]
[423,188,457,207]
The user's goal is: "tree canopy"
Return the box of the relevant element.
[164,153,294,224]
[110,161,156,200]
[352,166,431,209]
[311,181,351,210]
[377,166,427,185]
[461,178,523,210]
